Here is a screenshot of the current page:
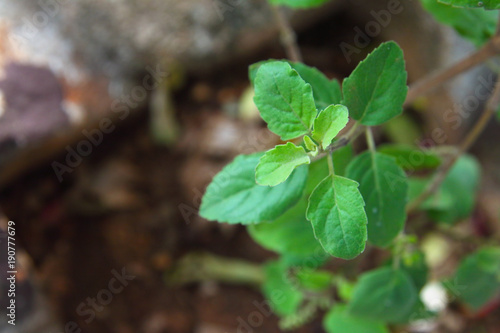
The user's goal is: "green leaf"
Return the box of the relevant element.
[407,177,452,211]
[421,0,497,47]
[401,250,429,292]
[200,153,308,224]
[249,60,342,110]
[306,175,367,260]
[248,197,324,258]
[346,151,408,247]
[304,135,318,153]
[253,61,316,140]
[304,158,331,194]
[387,249,429,292]
[438,0,500,10]
[337,278,356,301]
[296,269,334,291]
[342,41,408,126]
[289,62,342,109]
[448,247,500,311]
[429,155,480,224]
[324,305,389,333]
[312,104,349,149]
[269,0,331,9]
[305,145,354,194]
[410,155,480,224]
[382,113,422,145]
[332,144,354,177]
[262,260,303,316]
[348,267,418,323]
[378,144,441,171]
[256,142,311,186]
[395,300,435,323]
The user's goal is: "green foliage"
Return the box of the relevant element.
[304,146,354,195]
[248,197,324,258]
[306,175,368,260]
[296,269,334,291]
[342,41,408,126]
[199,153,308,223]
[427,155,480,224]
[199,27,491,330]
[421,0,498,47]
[331,145,354,177]
[409,155,480,224]
[438,0,500,9]
[304,135,318,154]
[346,151,408,247]
[253,61,316,140]
[263,260,304,316]
[348,267,418,323]
[269,0,331,9]
[324,305,389,333]
[250,60,342,109]
[263,259,334,322]
[256,142,310,186]
[448,247,500,310]
[288,62,342,109]
[378,144,441,171]
[312,105,349,149]
[400,250,429,292]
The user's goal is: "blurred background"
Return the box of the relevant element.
[0,0,499,332]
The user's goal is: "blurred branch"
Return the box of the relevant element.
[405,35,500,107]
[407,77,500,214]
[165,252,265,286]
[406,19,500,214]
[271,5,303,62]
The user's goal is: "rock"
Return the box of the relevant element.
[1,0,341,83]
[0,63,69,162]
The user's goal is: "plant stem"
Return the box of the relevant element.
[327,152,335,175]
[365,127,376,152]
[407,77,500,214]
[311,123,364,162]
[327,122,363,152]
[406,17,500,213]
[404,35,500,107]
[270,5,303,62]
[166,252,265,286]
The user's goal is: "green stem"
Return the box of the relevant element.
[327,152,335,175]
[166,252,265,286]
[365,127,376,152]
[392,254,401,270]
[392,233,405,270]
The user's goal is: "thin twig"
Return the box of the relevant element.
[407,78,500,214]
[404,36,500,107]
[406,18,500,214]
[270,5,303,62]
